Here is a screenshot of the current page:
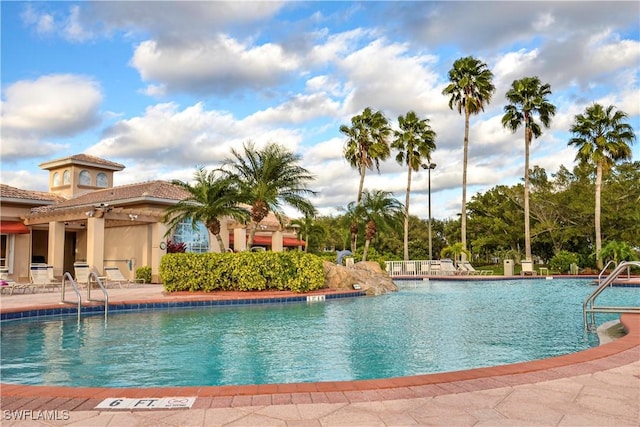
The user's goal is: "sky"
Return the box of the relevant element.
[1,1,639,221]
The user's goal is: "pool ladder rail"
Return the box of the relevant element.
[61,271,109,322]
[583,261,640,331]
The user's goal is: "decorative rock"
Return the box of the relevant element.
[323,261,397,295]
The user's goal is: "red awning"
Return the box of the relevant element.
[228,234,305,247]
[0,221,30,234]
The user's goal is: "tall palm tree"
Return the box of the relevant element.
[162,167,250,252]
[568,103,635,269]
[221,142,317,249]
[360,190,404,261]
[502,76,556,262]
[341,107,391,252]
[442,56,495,251]
[391,111,437,261]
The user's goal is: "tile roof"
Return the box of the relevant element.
[49,180,191,209]
[39,153,125,171]
[0,184,63,203]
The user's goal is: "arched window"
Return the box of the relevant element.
[63,170,70,184]
[172,219,210,253]
[79,170,91,186]
[52,172,60,186]
[97,172,108,188]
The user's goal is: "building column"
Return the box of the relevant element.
[272,230,283,252]
[233,228,247,252]
[48,221,65,276]
[86,216,105,274]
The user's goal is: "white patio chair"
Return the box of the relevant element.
[104,266,145,288]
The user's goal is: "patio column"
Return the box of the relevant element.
[233,228,247,252]
[86,216,105,274]
[48,221,65,276]
[271,230,283,252]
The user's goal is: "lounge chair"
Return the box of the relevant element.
[104,266,145,288]
[458,261,493,276]
[521,260,537,276]
[440,259,458,275]
[419,261,430,275]
[429,260,441,276]
[30,264,59,293]
[73,262,92,288]
[406,262,416,276]
[1,268,33,295]
[47,265,63,287]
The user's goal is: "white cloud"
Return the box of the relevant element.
[1,74,102,160]
[130,36,301,95]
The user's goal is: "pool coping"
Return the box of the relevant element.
[0,289,638,412]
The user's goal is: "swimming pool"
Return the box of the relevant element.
[1,278,637,388]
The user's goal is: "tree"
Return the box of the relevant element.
[290,213,327,253]
[391,111,437,261]
[502,76,556,262]
[442,56,495,251]
[360,190,404,261]
[568,103,635,269]
[440,242,471,263]
[162,167,250,252]
[341,107,391,252]
[599,240,638,265]
[221,142,317,249]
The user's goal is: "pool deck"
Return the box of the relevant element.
[1,282,639,426]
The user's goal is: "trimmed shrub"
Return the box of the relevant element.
[136,266,152,284]
[159,251,325,293]
[549,250,579,273]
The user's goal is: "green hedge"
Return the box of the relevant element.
[160,251,325,293]
[136,266,152,284]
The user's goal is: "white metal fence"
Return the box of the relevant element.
[385,259,493,277]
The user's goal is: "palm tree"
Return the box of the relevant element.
[360,190,404,261]
[162,167,250,252]
[440,242,471,263]
[568,103,635,269]
[341,107,391,252]
[502,76,556,262]
[442,56,495,251]
[221,142,317,249]
[391,111,437,261]
[290,213,326,253]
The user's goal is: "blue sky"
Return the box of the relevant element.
[2,1,639,220]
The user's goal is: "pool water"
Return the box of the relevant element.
[1,279,638,388]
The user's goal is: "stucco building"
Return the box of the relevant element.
[0,154,304,283]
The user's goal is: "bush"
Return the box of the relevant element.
[159,251,325,293]
[136,266,152,284]
[549,250,579,273]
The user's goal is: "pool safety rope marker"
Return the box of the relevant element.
[95,397,196,410]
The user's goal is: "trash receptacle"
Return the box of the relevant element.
[503,259,514,276]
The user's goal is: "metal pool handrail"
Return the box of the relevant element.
[583,261,640,331]
[86,271,109,321]
[61,272,82,322]
[597,260,617,285]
